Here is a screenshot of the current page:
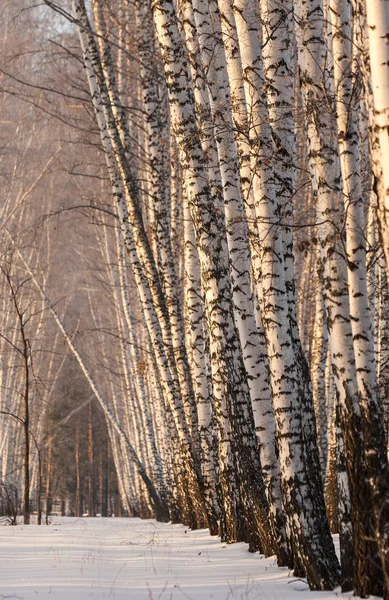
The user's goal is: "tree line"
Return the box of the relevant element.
[0,0,388,598]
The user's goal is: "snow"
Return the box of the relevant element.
[0,517,381,599]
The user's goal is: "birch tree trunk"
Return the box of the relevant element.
[132,0,200,450]
[330,0,381,433]
[184,0,289,557]
[183,195,220,527]
[365,0,389,282]
[296,0,358,589]
[311,256,330,477]
[72,0,210,529]
[296,0,389,593]
[230,0,339,586]
[203,0,291,563]
[330,1,389,593]
[152,0,273,554]
[114,227,167,502]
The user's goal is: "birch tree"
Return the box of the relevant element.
[69,0,212,529]
[365,0,389,281]
[296,0,389,593]
[152,0,273,553]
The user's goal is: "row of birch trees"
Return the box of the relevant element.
[0,63,121,525]
[1,0,389,597]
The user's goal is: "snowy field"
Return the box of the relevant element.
[0,517,381,600]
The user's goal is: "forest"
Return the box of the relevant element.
[0,0,388,598]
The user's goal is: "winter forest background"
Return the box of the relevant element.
[0,0,388,597]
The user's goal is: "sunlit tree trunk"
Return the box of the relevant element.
[311,255,329,477]
[187,0,286,553]
[183,195,220,526]
[297,0,389,593]
[230,0,339,586]
[152,0,273,553]
[331,0,379,425]
[72,0,208,528]
[330,0,389,594]
[133,0,200,449]
[365,0,389,282]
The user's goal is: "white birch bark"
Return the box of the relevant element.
[365,0,389,280]
[178,0,225,214]
[231,0,339,586]
[183,194,220,522]
[152,0,273,553]
[296,2,364,591]
[218,0,290,563]
[296,0,389,592]
[330,0,380,419]
[186,0,288,554]
[114,226,167,500]
[216,0,252,206]
[133,0,200,449]
[311,258,330,477]
[72,0,209,528]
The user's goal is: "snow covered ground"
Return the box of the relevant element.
[0,517,381,599]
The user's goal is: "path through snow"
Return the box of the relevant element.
[0,517,380,599]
